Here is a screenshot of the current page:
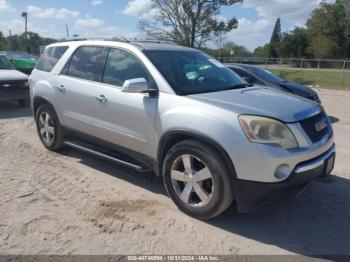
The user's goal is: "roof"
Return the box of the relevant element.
[51,38,196,52]
[131,41,195,51]
[225,63,264,69]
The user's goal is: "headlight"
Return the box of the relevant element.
[239,115,298,149]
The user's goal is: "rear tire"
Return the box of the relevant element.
[163,139,234,219]
[35,104,64,151]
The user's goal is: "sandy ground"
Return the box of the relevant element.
[0,88,350,256]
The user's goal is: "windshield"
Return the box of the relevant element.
[247,66,285,84]
[0,56,15,70]
[144,50,246,95]
[6,51,34,59]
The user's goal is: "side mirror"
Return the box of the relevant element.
[121,78,157,96]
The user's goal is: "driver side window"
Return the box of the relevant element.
[103,48,149,87]
[232,68,264,86]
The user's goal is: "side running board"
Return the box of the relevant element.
[64,140,148,172]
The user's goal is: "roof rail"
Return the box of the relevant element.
[131,40,178,46]
[56,36,130,43]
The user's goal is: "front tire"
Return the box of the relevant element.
[35,104,64,151]
[163,139,234,219]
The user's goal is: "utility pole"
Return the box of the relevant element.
[21,11,28,51]
[66,24,69,38]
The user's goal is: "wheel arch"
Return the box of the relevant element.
[33,96,55,116]
[157,130,237,181]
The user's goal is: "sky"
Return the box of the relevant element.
[0,0,336,51]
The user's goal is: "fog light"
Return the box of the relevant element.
[275,164,291,179]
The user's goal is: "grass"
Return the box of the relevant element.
[269,67,350,90]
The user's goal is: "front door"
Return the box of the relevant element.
[91,48,158,157]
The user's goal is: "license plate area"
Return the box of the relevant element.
[324,153,335,175]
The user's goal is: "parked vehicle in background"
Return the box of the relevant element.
[30,40,335,219]
[0,55,30,106]
[227,64,321,103]
[0,51,37,75]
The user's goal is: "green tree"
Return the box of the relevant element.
[308,35,335,59]
[279,27,311,58]
[253,44,270,58]
[0,31,6,50]
[269,18,282,58]
[221,41,251,57]
[140,0,242,48]
[306,1,348,58]
[25,32,56,55]
[338,0,350,56]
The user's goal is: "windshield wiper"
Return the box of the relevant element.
[224,83,249,90]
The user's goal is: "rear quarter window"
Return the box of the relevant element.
[36,46,68,72]
[63,46,106,82]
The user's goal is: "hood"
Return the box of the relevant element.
[189,86,321,123]
[280,81,317,99]
[0,70,28,81]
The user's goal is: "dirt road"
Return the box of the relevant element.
[0,88,350,256]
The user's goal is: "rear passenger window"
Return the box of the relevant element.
[66,46,106,82]
[36,46,68,72]
[103,48,149,87]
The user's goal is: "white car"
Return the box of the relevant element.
[0,54,29,106]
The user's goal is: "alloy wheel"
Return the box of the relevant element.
[38,112,55,146]
[170,154,214,207]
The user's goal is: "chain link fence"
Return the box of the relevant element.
[218,57,350,89]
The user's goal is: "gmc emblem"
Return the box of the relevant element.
[315,118,328,132]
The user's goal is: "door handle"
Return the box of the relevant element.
[95,95,108,103]
[56,85,65,93]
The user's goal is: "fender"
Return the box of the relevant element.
[157,129,238,181]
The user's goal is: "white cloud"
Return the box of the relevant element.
[122,0,153,16]
[75,17,105,29]
[0,0,14,12]
[242,0,335,24]
[92,0,103,6]
[0,18,49,36]
[224,0,336,51]
[225,18,273,51]
[27,5,79,20]
[74,16,141,39]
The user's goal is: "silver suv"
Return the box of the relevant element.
[30,40,335,219]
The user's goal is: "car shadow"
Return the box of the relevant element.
[60,147,167,196]
[59,147,350,256]
[0,101,32,119]
[329,116,340,124]
[208,175,350,256]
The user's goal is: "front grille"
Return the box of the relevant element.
[0,80,27,90]
[299,112,331,143]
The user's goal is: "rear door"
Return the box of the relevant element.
[91,47,158,157]
[57,46,107,134]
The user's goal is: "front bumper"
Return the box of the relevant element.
[235,144,335,213]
